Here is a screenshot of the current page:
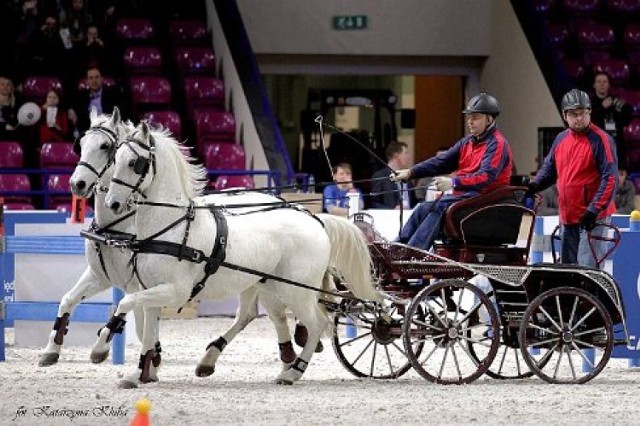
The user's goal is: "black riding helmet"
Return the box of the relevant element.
[561,89,591,111]
[463,92,500,118]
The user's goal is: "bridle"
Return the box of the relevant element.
[74,124,121,194]
[110,133,157,202]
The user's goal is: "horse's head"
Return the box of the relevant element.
[70,107,133,198]
[106,121,156,214]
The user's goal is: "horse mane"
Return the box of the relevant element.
[146,123,207,197]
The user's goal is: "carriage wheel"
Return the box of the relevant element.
[332,300,424,379]
[469,324,536,380]
[518,287,614,384]
[402,279,500,384]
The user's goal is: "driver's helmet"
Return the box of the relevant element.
[462,93,500,118]
[561,89,591,111]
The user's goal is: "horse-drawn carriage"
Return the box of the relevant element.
[332,185,628,384]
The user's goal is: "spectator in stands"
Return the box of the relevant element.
[68,66,120,134]
[590,71,632,167]
[527,89,617,268]
[322,162,364,216]
[390,92,513,250]
[79,25,111,74]
[14,0,42,79]
[39,89,70,143]
[615,167,636,214]
[32,15,69,77]
[0,76,20,140]
[370,141,417,209]
[60,0,92,50]
[537,184,559,216]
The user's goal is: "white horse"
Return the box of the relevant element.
[101,121,381,387]
[39,107,146,366]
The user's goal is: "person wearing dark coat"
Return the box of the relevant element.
[68,66,121,134]
[371,141,417,209]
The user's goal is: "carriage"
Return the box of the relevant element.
[331,185,628,384]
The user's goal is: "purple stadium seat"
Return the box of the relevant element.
[582,50,611,65]
[0,174,33,207]
[183,76,225,115]
[0,141,24,168]
[115,18,155,42]
[624,24,640,51]
[129,76,172,117]
[3,202,35,210]
[123,46,163,75]
[142,111,182,138]
[46,174,72,209]
[608,0,640,15]
[561,59,587,84]
[626,147,640,171]
[77,76,116,91]
[204,143,246,170]
[213,175,254,191]
[40,142,79,169]
[593,59,631,86]
[22,76,63,104]
[624,118,640,143]
[546,23,570,49]
[173,46,215,75]
[575,21,615,51]
[193,109,236,155]
[533,0,556,15]
[169,19,208,44]
[562,0,602,17]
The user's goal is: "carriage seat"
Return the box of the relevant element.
[436,186,535,265]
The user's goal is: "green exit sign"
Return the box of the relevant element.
[333,15,368,30]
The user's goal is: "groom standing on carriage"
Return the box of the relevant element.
[390,92,513,250]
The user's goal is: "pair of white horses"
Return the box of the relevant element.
[39,107,381,387]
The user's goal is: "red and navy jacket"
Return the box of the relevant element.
[410,125,513,195]
[533,123,617,225]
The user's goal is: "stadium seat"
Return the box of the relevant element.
[77,76,116,91]
[0,141,24,168]
[45,174,72,209]
[546,23,570,49]
[183,76,225,115]
[624,24,640,51]
[533,0,556,16]
[593,59,631,86]
[40,142,79,169]
[22,76,63,104]
[123,46,163,75]
[608,0,640,16]
[129,76,172,117]
[582,50,611,65]
[169,19,208,45]
[142,111,182,138]
[115,18,155,42]
[193,110,236,155]
[626,146,640,171]
[173,46,215,75]
[561,59,587,85]
[204,143,246,170]
[562,0,602,17]
[0,174,33,208]
[624,118,640,143]
[575,21,615,51]
[213,175,254,190]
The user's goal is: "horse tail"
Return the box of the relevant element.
[317,214,382,302]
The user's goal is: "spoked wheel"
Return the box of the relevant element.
[332,300,424,379]
[471,325,536,380]
[403,279,500,384]
[519,287,614,384]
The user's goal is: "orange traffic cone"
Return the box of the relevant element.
[130,398,151,426]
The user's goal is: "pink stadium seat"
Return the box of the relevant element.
[582,50,611,65]
[173,46,215,75]
[46,174,72,209]
[213,175,254,190]
[608,0,640,15]
[142,111,182,138]
[624,118,640,143]
[123,46,163,75]
[626,147,640,171]
[561,59,587,83]
[193,109,236,155]
[204,143,246,170]
[593,59,631,86]
[546,23,570,49]
[0,141,24,168]
[129,76,172,117]
[115,18,155,42]
[22,76,63,104]
[533,0,556,15]
[77,76,116,91]
[619,90,640,117]
[40,142,79,169]
[183,76,225,115]
[0,174,33,207]
[562,0,602,17]
[575,21,615,51]
[3,202,35,210]
[169,20,208,44]
[624,24,640,51]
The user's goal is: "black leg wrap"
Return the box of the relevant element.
[53,313,70,345]
[278,341,296,364]
[152,342,162,368]
[290,357,308,374]
[206,336,227,352]
[138,350,156,383]
[104,314,127,343]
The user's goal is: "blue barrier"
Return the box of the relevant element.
[0,211,125,365]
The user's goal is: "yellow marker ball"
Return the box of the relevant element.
[135,398,151,415]
[631,210,640,221]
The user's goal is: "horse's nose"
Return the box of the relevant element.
[75,180,86,191]
[110,201,121,213]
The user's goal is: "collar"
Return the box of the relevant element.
[471,122,497,143]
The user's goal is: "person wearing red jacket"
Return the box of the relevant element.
[390,92,513,250]
[528,89,617,268]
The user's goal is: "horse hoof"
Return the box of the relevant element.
[275,378,294,385]
[117,379,138,389]
[315,340,324,353]
[39,353,60,367]
[195,365,215,377]
[90,351,109,364]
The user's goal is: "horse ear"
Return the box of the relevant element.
[140,120,149,139]
[89,106,98,122]
[110,106,121,125]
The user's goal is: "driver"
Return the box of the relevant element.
[527,89,617,268]
[391,92,513,250]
